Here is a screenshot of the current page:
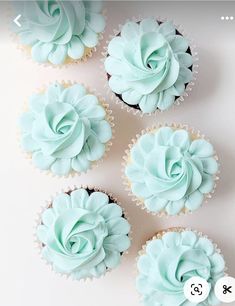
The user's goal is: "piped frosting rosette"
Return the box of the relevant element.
[123,125,219,216]
[36,187,131,280]
[12,1,106,65]
[19,81,113,177]
[104,17,197,115]
[136,228,226,306]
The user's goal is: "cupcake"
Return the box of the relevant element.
[136,228,226,306]
[104,18,195,114]
[13,1,105,65]
[19,82,113,176]
[124,125,219,216]
[36,187,131,280]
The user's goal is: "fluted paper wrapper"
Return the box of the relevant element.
[122,123,219,217]
[102,16,198,117]
[18,80,114,178]
[34,185,131,282]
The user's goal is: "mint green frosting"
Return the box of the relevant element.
[125,127,218,215]
[37,188,131,279]
[137,231,225,306]
[19,83,112,176]
[104,18,193,113]
[13,1,105,64]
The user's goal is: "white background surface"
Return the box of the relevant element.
[1,1,235,306]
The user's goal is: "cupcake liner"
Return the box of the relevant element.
[122,123,219,217]
[34,185,132,281]
[101,15,199,117]
[18,80,114,179]
[136,226,227,272]
[10,6,107,69]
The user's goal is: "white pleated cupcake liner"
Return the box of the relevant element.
[18,80,114,179]
[34,185,132,282]
[122,123,220,217]
[136,227,227,274]
[101,15,199,117]
[9,6,107,69]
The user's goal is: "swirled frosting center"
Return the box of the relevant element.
[13,1,106,64]
[37,189,131,279]
[105,18,193,113]
[137,231,225,306]
[19,83,112,176]
[125,127,218,215]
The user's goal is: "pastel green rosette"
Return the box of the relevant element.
[136,230,225,306]
[13,1,105,65]
[104,18,193,113]
[37,188,131,280]
[125,127,218,215]
[19,82,112,176]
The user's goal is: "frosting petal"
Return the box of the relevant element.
[70,189,89,209]
[103,250,121,268]
[68,36,85,59]
[21,134,39,152]
[83,134,105,161]
[85,191,109,211]
[169,35,189,52]
[50,158,71,176]
[98,203,122,219]
[107,218,131,235]
[53,193,72,214]
[201,158,219,175]
[48,45,68,65]
[31,42,54,63]
[71,152,91,172]
[104,235,131,252]
[87,12,106,33]
[32,151,55,170]
[185,190,204,211]
[165,199,185,215]
[145,197,169,213]
[91,121,112,143]
[189,139,214,158]
[19,112,35,132]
